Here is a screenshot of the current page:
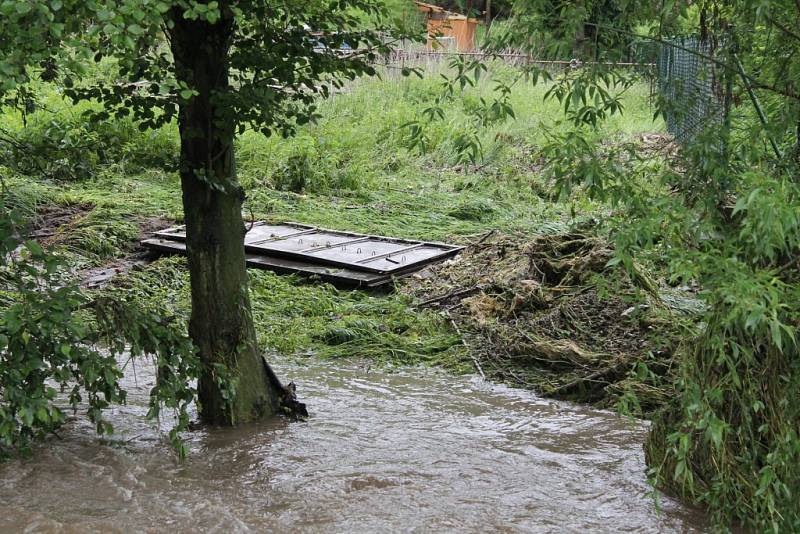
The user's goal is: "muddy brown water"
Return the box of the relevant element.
[0,359,710,533]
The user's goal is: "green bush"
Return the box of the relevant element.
[0,97,178,182]
[0,196,198,459]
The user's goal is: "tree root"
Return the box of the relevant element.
[261,354,308,419]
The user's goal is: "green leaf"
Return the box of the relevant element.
[21,240,42,259]
[20,407,34,426]
[770,320,783,352]
[36,407,49,423]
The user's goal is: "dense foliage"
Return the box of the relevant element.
[0,0,413,135]
[494,1,800,531]
[0,191,199,458]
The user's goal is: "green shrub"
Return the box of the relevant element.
[0,196,198,459]
[0,98,178,182]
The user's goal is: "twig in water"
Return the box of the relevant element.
[546,357,628,396]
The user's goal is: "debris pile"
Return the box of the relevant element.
[401,230,682,413]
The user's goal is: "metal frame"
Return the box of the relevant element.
[153,221,463,275]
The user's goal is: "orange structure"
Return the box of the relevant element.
[415,2,481,52]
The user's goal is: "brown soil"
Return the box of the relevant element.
[78,255,154,289]
[137,216,173,241]
[28,202,175,288]
[79,216,174,288]
[28,202,95,246]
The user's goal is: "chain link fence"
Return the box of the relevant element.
[656,37,726,144]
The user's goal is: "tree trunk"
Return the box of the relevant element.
[168,10,280,425]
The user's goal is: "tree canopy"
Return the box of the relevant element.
[1,1,411,134]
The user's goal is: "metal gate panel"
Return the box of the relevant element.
[144,221,464,287]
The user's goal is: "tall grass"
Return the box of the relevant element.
[236,61,660,239]
[0,61,661,253]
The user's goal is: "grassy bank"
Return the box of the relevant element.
[1,62,675,412]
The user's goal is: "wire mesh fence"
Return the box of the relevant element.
[656,37,726,144]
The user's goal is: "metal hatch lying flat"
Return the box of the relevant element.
[142,221,464,288]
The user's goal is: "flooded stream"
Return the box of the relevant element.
[0,359,709,533]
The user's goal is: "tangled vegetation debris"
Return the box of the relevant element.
[27,202,94,244]
[401,229,694,415]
